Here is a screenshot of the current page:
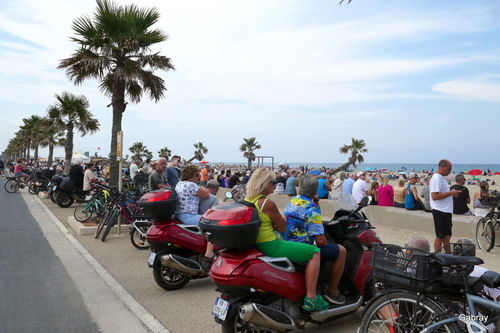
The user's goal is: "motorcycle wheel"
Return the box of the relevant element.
[28,184,39,195]
[130,224,150,250]
[49,190,57,203]
[4,179,20,193]
[152,263,190,291]
[56,191,74,208]
[222,313,277,333]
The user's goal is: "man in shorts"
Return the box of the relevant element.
[429,159,461,253]
[282,174,347,305]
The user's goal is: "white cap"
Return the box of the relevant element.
[357,171,365,177]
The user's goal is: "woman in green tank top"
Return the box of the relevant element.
[244,167,328,312]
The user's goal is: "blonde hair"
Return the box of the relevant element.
[381,175,389,186]
[245,167,276,198]
[398,178,405,186]
[479,180,489,194]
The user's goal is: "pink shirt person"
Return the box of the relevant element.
[377,175,394,206]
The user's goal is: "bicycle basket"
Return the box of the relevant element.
[371,243,442,291]
[479,190,500,207]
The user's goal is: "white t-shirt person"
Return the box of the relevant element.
[352,174,368,204]
[429,173,453,213]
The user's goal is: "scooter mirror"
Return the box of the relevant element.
[359,196,371,207]
[225,192,232,198]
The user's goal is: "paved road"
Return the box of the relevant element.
[0,183,163,332]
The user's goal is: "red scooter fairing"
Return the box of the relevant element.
[211,249,306,302]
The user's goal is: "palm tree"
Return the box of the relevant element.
[20,115,44,162]
[58,0,175,187]
[129,142,150,161]
[330,138,368,175]
[39,118,66,165]
[5,136,25,160]
[47,92,100,175]
[158,147,171,160]
[186,142,208,164]
[240,137,262,170]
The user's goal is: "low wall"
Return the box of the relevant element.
[218,189,481,241]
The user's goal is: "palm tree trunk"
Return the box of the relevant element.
[48,145,54,165]
[108,84,126,188]
[247,159,252,170]
[34,145,39,161]
[64,124,74,175]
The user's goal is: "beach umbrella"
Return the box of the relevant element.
[365,167,373,171]
[401,167,407,170]
[398,172,407,175]
[381,169,387,171]
[494,172,500,175]
[199,160,209,164]
[468,169,482,176]
[308,170,321,175]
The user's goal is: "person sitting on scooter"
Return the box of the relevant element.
[175,164,214,267]
[244,167,329,312]
[282,174,347,305]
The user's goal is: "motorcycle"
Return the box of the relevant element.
[141,189,221,290]
[200,195,382,332]
[28,167,57,195]
[55,178,87,208]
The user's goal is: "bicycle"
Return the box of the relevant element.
[100,191,146,242]
[358,243,498,333]
[4,176,27,193]
[475,190,500,252]
[73,183,113,222]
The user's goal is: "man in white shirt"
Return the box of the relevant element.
[429,159,461,253]
[130,160,140,179]
[352,171,368,203]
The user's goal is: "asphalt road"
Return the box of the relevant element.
[0,181,155,332]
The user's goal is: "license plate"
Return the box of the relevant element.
[212,297,230,321]
[52,185,57,191]
[85,195,92,201]
[147,252,156,266]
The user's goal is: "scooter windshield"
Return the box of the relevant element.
[329,192,358,212]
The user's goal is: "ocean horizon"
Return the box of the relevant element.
[216,162,500,174]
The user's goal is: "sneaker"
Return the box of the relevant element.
[324,291,346,305]
[302,295,329,312]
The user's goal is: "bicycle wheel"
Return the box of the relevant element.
[4,180,20,193]
[74,201,95,222]
[359,291,459,333]
[476,218,495,251]
[94,208,111,239]
[130,223,150,250]
[101,209,120,242]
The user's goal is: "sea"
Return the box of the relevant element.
[220,162,500,174]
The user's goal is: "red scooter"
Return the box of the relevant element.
[141,189,220,290]
[200,196,381,332]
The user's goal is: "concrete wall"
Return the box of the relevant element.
[217,189,482,240]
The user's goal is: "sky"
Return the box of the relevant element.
[1,0,500,166]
